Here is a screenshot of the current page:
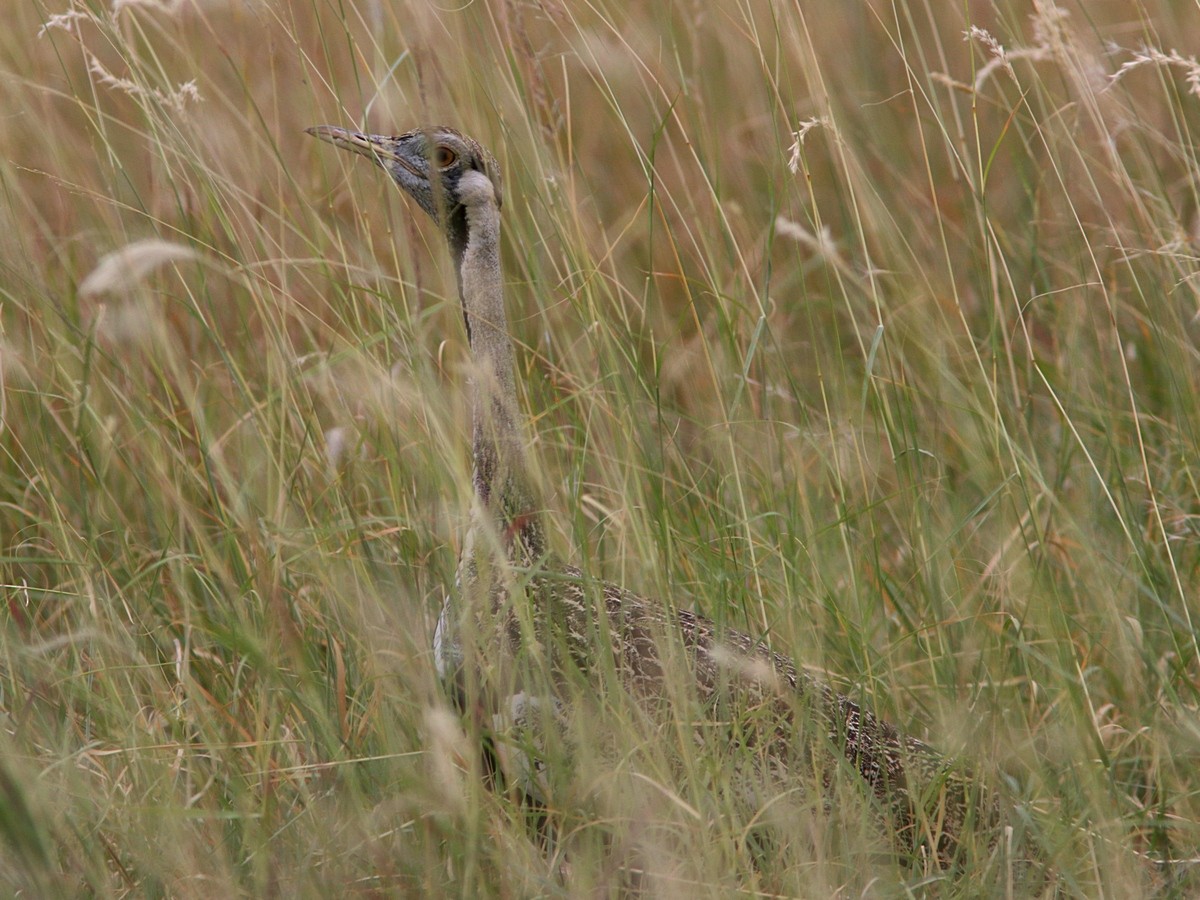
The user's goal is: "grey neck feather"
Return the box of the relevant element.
[448,200,546,564]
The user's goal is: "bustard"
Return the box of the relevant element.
[308,124,992,864]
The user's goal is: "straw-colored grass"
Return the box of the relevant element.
[2,0,1198,895]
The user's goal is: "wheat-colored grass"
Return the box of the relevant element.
[2,0,1198,895]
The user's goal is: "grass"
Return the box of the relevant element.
[2,0,1199,895]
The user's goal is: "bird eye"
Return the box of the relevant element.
[434,146,457,169]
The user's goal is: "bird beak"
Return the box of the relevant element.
[306,125,425,181]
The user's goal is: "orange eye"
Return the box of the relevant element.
[434,146,457,168]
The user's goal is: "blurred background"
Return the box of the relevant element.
[2,0,1198,894]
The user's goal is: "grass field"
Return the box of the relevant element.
[3,0,1199,895]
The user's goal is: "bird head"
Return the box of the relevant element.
[306,124,502,225]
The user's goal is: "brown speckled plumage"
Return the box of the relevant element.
[309,123,995,866]
[464,562,991,863]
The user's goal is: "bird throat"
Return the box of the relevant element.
[451,200,546,568]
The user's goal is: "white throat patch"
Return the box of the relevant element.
[457,169,497,207]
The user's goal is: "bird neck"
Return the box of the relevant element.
[450,200,545,565]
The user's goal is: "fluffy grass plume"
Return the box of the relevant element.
[2,0,1198,895]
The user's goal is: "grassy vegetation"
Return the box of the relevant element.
[2,0,1199,894]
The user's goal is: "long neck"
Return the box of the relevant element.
[449,202,545,564]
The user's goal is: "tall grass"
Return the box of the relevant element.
[2,0,1198,894]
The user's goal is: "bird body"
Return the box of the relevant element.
[308,124,990,864]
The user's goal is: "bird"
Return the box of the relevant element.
[307,123,994,866]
